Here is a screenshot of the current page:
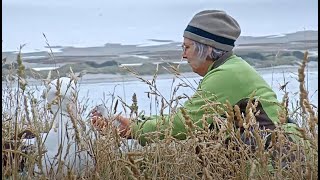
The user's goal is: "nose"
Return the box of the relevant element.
[181,45,187,58]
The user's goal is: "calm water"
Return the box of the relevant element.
[3,67,318,116]
[67,67,319,116]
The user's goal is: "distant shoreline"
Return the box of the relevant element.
[7,62,314,87]
[79,62,319,84]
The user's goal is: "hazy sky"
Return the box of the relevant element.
[2,0,318,52]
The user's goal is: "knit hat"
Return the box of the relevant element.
[183,10,241,51]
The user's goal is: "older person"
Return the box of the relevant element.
[91,10,299,146]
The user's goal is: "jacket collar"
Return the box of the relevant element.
[209,50,234,71]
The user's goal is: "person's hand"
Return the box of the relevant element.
[89,106,132,138]
[117,116,131,138]
[91,115,108,131]
[90,106,108,131]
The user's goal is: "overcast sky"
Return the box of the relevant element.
[2,0,318,52]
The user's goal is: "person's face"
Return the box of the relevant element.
[182,38,212,76]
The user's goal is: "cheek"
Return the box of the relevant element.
[185,50,202,68]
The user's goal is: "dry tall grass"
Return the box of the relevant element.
[2,50,318,179]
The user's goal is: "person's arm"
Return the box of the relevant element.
[128,87,221,145]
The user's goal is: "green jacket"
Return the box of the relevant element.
[131,51,298,145]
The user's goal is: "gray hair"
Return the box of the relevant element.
[192,40,227,61]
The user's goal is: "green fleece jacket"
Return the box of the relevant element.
[131,52,298,145]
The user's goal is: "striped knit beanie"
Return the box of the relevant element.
[183,10,241,51]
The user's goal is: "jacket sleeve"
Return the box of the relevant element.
[130,80,220,146]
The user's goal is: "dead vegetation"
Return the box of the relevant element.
[2,49,318,179]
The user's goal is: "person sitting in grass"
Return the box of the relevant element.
[90,10,300,148]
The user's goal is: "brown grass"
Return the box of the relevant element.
[1,50,318,179]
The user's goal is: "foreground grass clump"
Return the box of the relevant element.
[2,50,318,179]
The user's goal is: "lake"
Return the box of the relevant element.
[65,66,318,116]
[3,66,318,117]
